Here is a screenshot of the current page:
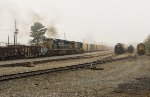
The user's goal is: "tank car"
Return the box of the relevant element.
[114,43,127,54]
[137,43,145,55]
[128,45,134,53]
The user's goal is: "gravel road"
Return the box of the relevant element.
[0,55,149,97]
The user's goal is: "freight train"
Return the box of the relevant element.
[0,38,110,60]
[137,43,145,55]
[114,43,134,54]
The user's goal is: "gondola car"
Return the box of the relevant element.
[0,45,41,60]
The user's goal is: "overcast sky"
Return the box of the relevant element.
[0,0,150,46]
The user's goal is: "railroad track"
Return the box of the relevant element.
[0,54,136,81]
[0,51,113,67]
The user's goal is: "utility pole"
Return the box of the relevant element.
[14,35,15,45]
[64,33,66,40]
[14,20,18,45]
[8,35,9,46]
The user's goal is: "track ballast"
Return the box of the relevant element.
[0,54,136,82]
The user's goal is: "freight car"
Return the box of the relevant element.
[82,43,109,52]
[0,45,41,60]
[114,43,127,54]
[128,45,134,53]
[137,43,145,55]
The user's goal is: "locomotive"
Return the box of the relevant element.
[128,45,134,53]
[137,43,145,55]
[0,38,110,61]
[42,38,83,55]
[114,43,127,54]
[114,43,134,54]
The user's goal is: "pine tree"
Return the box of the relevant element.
[30,22,47,46]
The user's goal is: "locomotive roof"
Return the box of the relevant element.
[45,38,82,43]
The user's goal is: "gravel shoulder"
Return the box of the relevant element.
[0,55,149,97]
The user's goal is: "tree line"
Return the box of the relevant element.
[144,35,150,54]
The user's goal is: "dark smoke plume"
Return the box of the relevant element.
[46,24,59,39]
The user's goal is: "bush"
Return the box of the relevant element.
[144,35,150,55]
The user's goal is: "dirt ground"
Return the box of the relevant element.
[0,55,149,97]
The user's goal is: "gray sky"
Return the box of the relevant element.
[0,0,150,46]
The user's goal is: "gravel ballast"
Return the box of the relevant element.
[0,55,149,97]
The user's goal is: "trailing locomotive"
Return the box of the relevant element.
[137,43,145,55]
[128,45,134,53]
[114,43,127,54]
[42,38,83,55]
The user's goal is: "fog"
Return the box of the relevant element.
[0,0,150,46]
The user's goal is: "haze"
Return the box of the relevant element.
[0,0,150,46]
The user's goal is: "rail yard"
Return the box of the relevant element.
[0,42,149,96]
[0,52,149,97]
[0,32,149,97]
[0,39,149,97]
[1,1,150,97]
[0,26,149,97]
